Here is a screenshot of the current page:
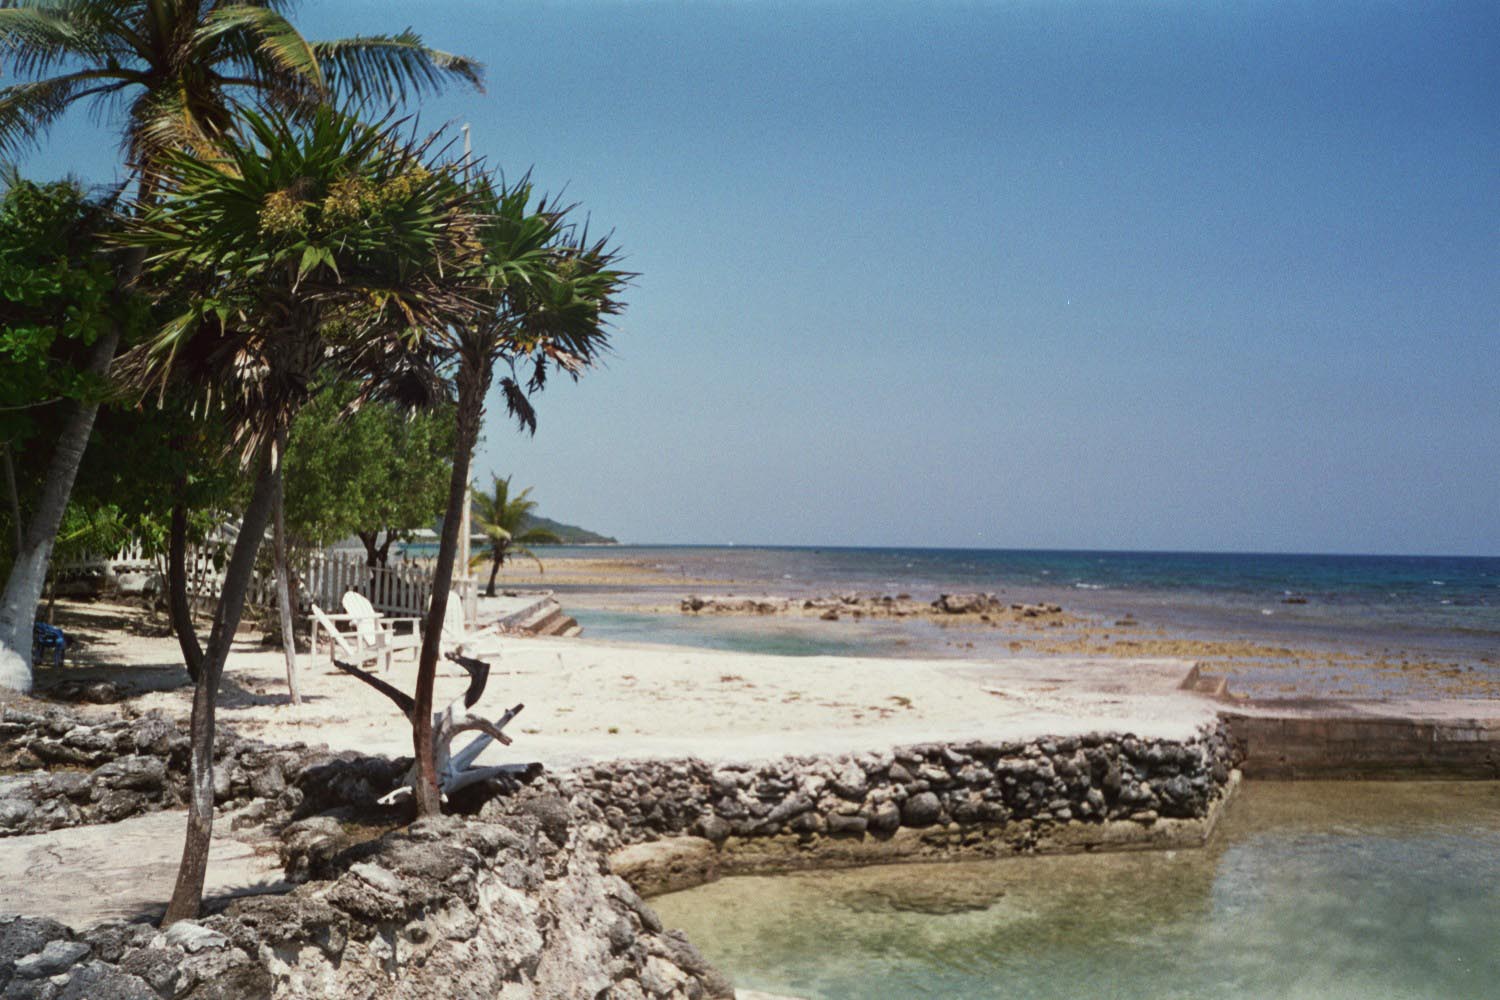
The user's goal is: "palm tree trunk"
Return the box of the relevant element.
[0,328,120,693]
[168,487,204,683]
[485,554,500,597]
[411,360,489,817]
[272,452,301,706]
[162,443,279,925]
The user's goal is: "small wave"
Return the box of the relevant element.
[1074,582,1105,590]
[1431,580,1445,586]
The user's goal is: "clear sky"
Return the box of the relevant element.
[15,2,1499,555]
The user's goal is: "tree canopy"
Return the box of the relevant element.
[0,0,481,171]
[0,176,146,571]
[283,380,454,563]
[0,176,137,436]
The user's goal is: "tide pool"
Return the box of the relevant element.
[652,782,1500,999]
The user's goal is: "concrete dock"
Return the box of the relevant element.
[1223,697,1500,779]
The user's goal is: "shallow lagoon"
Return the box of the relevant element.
[653,782,1500,999]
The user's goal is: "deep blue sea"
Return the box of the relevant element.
[518,545,1500,658]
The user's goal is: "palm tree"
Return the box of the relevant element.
[120,106,481,922]
[469,475,561,595]
[407,174,628,816]
[0,0,481,694]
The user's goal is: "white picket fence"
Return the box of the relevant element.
[54,541,477,623]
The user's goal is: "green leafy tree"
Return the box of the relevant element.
[469,475,560,596]
[0,0,481,694]
[120,106,482,923]
[284,380,453,564]
[1,176,243,647]
[408,174,628,817]
[0,175,144,580]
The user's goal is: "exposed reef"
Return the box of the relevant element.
[680,592,1072,625]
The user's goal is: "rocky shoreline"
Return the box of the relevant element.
[0,703,1238,997]
[0,809,733,1000]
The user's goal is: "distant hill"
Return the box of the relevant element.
[520,514,617,545]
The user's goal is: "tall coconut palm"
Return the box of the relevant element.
[408,174,628,816]
[469,475,560,595]
[120,106,480,922]
[0,0,481,694]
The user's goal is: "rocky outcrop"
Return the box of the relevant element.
[680,592,1071,624]
[0,707,412,838]
[0,810,733,999]
[932,593,1062,617]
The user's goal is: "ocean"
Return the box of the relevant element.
[541,545,1499,654]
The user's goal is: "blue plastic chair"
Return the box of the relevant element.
[32,622,66,668]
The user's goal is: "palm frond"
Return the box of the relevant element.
[506,544,546,573]
[514,527,561,546]
[0,71,119,156]
[197,5,324,94]
[117,106,484,462]
[313,30,483,105]
[0,5,110,77]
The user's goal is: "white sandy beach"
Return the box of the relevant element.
[53,601,1219,771]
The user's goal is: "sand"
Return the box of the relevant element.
[36,600,1218,771]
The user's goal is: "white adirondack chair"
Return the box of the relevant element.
[343,591,423,670]
[306,592,421,671]
[437,589,503,657]
[308,603,359,666]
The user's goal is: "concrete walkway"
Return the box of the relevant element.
[0,809,286,927]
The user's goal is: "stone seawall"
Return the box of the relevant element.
[544,723,1239,895]
[0,704,1237,997]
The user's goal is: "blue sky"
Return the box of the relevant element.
[15,1,1499,554]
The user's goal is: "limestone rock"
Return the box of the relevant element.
[13,939,90,979]
[900,791,943,827]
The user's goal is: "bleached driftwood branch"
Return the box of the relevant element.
[333,650,529,804]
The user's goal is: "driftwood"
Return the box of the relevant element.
[333,650,528,804]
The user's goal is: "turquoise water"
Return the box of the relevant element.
[571,608,971,660]
[652,782,1500,1000]
[521,546,1500,685]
